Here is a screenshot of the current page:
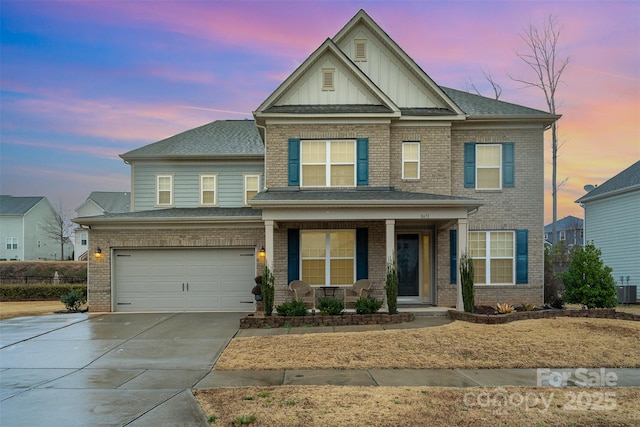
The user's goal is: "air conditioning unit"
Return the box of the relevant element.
[617,286,637,304]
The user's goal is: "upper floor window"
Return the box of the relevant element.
[200,174,217,206]
[6,237,18,250]
[81,233,87,246]
[402,142,420,179]
[464,142,514,190]
[301,230,355,286]
[301,140,355,187]
[322,68,335,91]
[559,230,566,241]
[354,39,367,61]
[156,175,173,206]
[469,231,514,285]
[244,175,260,205]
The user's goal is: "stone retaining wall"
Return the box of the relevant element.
[448,308,640,324]
[240,312,415,329]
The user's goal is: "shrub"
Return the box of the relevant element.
[60,289,86,311]
[317,296,344,315]
[261,265,275,316]
[0,284,86,300]
[460,252,474,313]
[521,303,537,311]
[559,242,617,308]
[275,300,308,316]
[494,303,515,314]
[386,262,398,314]
[354,297,383,314]
[544,245,564,305]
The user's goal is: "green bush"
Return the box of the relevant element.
[386,263,398,314]
[276,300,308,316]
[460,253,475,313]
[60,289,86,311]
[0,284,86,300]
[354,297,383,314]
[559,242,617,309]
[317,296,344,315]
[261,265,275,316]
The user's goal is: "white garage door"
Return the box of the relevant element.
[113,248,256,312]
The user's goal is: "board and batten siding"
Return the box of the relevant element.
[584,190,640,286]
[132,161,263,210]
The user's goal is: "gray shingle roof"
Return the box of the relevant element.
[121,120,263,160]
[0,195,45,215]
[75,207,261,223]
[544,215,583,232]
[576,160,640,203]
[440,86,552,116]
[87,192,130,213]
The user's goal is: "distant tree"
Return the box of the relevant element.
[465,69,502,100]
[511,15,569,261]
[42,200,74,260]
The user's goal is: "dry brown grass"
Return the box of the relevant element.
[0,301,64,320]
[194,385,640,426]
[216,317,640,370]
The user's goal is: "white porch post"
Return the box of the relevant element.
[385,219,396,264]
[456,218,468,311]
[265,220,274,270]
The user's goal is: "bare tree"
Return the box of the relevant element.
[42,200,74,260]
[465,69,503,100]
[510,15,569,258]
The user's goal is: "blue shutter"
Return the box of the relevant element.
[288,138,300,186]
[516,229,528,284]
[464,143,476,188]
[503,142,515,188]
[288,229,300,283]
[356,228,368,280]
[450,230,457,284]
[356,138,369,186]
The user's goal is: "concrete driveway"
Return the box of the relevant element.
[0,312,245,426]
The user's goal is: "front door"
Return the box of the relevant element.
[397,234,419,296]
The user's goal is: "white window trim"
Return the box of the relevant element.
[470,230,515,285]
[301,140,356,188]
[476,144,502,190]
[322,68,335,91]
[300,230,356,287]
[243,174,260,206]
[559,230,566,241]
[354,39,367,61]
[402,142,420,180]
[199,174,218,206]
[6,237,18,250]
[156,174,175,207]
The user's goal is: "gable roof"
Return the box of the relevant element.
[79,192,130,213]
[576,160,640,203]
[0,195,46,215]
[441,87,554,117]
[544,215,583,232]
[120,120,263,161]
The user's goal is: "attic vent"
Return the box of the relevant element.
[354,39,367,61]
[322,68,335,91]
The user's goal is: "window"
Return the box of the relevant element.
[301,140,355,187]
[322,68,335,90]
[156,175,173,206]
[244,175,260,205]
[81,233,87,246]
[200,174,217,206]
[464,142,514,189]
[476,144,502,189]
[6,237,18,250]
[354,39,367,61]
[544,232,549,241]
[402,142,420,179]
[469,231,514,285]
[559,230,566,241]
[301,230,355,286]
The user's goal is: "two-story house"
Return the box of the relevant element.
[75,10,557,312]
[74,191,130,260]
[0,195,74,260]
[544,215,584,248]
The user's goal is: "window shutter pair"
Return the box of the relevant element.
[287,228,368,283]
[287,138,368,186]
[463,142,515,188]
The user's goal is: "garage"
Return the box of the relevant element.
[113,248,257,312]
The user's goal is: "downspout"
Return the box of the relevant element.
[254,124,267,191]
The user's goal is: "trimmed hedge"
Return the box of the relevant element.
[0,284,87,301]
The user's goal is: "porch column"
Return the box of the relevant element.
[386,219,396,264]
[456,218,468,311]
[265,220,274,269]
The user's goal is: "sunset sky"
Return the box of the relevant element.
[1,0,638,224]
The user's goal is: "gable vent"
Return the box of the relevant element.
[354,39,367,61]
[322,68,335,91]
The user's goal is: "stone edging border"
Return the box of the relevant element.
[240,312,415,329]
[448,308,640,324]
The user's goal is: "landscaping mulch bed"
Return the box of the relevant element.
[449,306,640,324]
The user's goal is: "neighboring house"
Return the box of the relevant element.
[74,192,130,260]
[0,195,74,260]
[544,215,584,247]
[576,160,640,291]
[74,10,557,312]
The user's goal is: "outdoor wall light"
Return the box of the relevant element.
[259,246,266,257]
[95,247,102,258]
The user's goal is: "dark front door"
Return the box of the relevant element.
[397,234,419,296]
